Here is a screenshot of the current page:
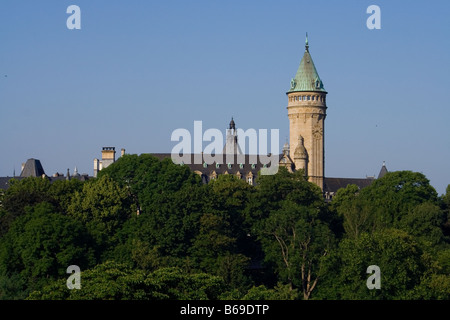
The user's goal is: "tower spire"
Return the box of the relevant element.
[305,32,309,52]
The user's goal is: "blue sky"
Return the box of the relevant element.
[1,1,449,195]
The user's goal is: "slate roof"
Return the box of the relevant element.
[323,177,375,194]
[0,177,15,190]
[20,158,45,177]
[378,163,388,179]
[149,153,282,184]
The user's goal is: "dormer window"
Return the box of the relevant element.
[315,79,321,89]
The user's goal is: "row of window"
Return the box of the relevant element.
[209,173,254,184]
[289,95,325,102]
[203,163,262,169]
[180,162,268,170]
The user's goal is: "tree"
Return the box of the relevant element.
[98,154,202,215]
[0,202,95,298]
[358,171,438,229]
[441,184,450,237]
[0,177,54,237]
[400,202,446,246]
[315,229,433,300]
[258,200,334,299]
[27,261,226,300]
[67,175,132,260]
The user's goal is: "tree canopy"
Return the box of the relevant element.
[0,154,448,300]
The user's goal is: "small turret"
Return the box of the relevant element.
[294,135,308,175]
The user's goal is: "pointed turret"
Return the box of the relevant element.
[294,135,308,175]
[288,34,326,94]
[223,117,242,155]
[378,161,388,179]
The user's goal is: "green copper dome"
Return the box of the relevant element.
[287,36,326,94]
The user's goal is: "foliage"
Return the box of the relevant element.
[67,175,132,260]
[315,229,434,299]
[0,202,95,299]
[27,261,226,300]
[0,156,449,300]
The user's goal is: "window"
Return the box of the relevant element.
[247,176,253,185]
[227,163,232,169]
[203,162,207,168]
[239,163,244,169]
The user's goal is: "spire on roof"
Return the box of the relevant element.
[378,161,388,179]
[223,117,242,155]
[305,32,309,52]
[229,117,235,130]
[288,33,326,94]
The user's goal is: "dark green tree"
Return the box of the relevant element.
[358,171,438,229]
[27,261,226,300]
[315,229,436,299]
[67,175,133,261]
[0,177,54,237]
[249,167,334,299]
[0,202,94,299]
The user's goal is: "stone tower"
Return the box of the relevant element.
[286,35,327,190]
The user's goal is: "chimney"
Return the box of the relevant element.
[101,147,116,169]
[93,158,99,178]
[121,148,125,157]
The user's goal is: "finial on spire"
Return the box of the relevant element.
[305,32,309,52]
[229,117,235,130]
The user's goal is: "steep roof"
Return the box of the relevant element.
[324,177,375,194]
[287,35,326,93]
[20,159,45,177]
[378,162,388,179]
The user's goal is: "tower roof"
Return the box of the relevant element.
[287,34,326,94]
[378,161,388,179]
[20,158,45,177]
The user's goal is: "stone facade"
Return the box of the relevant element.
[287,92,327,190]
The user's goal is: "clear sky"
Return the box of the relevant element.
[1,0,449,195]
